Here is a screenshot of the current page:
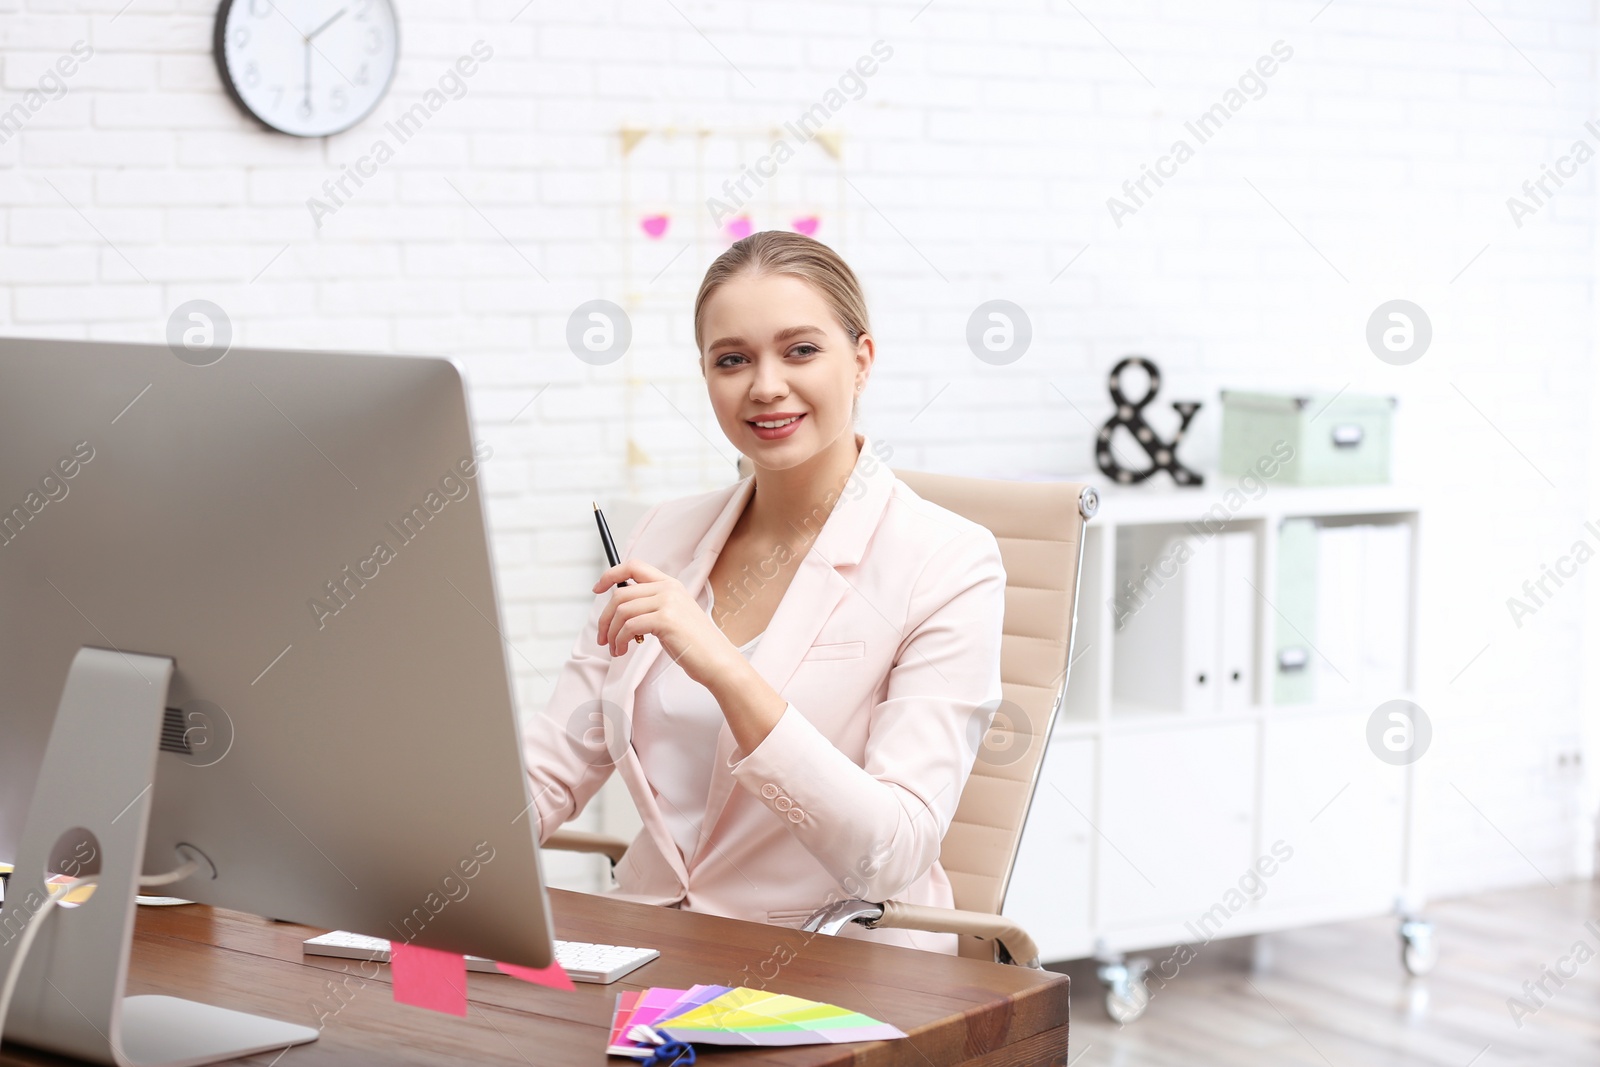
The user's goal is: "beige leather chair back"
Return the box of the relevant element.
[735,455,1095,959]
[892,469,1095,958]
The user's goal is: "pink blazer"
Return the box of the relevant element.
[520,433,1007,956]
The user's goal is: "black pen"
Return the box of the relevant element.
[593,502,645,644]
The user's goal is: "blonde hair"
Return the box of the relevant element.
[694,231,870,422]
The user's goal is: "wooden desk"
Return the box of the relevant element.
[0,889,1068,1066]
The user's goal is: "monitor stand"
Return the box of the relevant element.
[0,647,319,1067]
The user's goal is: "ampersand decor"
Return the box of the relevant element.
[1095,356,1203,487]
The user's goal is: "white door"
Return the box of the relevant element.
[1257,712,1405,913]
[1096,723,1258,930]
[1002,736,1095,961]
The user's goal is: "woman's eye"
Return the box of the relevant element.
[715,344,815,367]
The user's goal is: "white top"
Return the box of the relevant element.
[631,583,763,866]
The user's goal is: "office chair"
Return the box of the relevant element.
[545,459,1097,968]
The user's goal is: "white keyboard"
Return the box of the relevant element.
[303,929,659,985]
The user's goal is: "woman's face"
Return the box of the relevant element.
[699,272,872,469]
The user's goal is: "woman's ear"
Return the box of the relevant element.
[854,332,875,381]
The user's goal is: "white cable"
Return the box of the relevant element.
[0,855,199,1038]
[138,856,203,888]
[0,875,98,1041]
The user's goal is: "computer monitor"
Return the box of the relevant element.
[0,336,552,1066]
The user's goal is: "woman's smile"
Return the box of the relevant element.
[748,412,806,440]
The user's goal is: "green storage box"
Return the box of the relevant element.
[1220,390,1395,486]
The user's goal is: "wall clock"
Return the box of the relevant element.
[213,0,399,137]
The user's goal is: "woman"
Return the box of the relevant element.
[521,230,1007,955]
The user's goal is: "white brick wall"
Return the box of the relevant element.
[1,0,1593,901]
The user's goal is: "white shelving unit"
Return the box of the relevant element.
[1001,480,1432,1021]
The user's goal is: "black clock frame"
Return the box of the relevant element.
[211,0,401,138]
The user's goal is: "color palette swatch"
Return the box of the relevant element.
[607,985,905,1057]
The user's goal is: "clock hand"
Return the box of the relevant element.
[302,39,312,111]
[306,8,347,41]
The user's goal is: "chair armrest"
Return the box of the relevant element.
[541,828,629,865]
[803,897,1043,968]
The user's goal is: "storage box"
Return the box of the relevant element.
[1220,390,1395,486]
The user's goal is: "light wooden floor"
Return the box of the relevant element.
[1050,880,1600,1067]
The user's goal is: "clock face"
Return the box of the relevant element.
[214,0,399,138]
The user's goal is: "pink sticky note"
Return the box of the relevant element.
[496,959,576,991]
[390,942,468,1016]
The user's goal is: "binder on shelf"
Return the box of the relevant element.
[1111,526,1257,715]
[1273,518,1318,704]
[1179,532,1220,714]
[1113,527,1211,713]
[1215,530,1258,713]
[1308,520,1411,706]
[1360,522,1411,696]
[1313,523,1364,706]
[1111,517,1410,715]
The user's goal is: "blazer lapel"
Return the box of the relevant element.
[688,434,897,872]
[688,547,848,874]
[600,470,759,891]
[608,472,759,724]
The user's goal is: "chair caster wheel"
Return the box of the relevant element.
[1400,918,1436,976]
[1097,957,1150,1023]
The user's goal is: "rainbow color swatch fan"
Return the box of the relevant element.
[607,985,906,1057]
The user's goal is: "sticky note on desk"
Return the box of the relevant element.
[390,942,467,1016]
[496,958,576,991]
